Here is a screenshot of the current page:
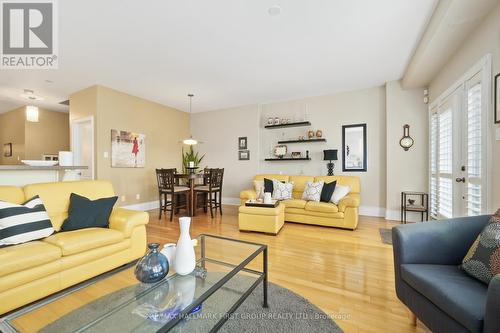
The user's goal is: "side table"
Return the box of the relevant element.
[401,191,429,224]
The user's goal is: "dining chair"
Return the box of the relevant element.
[194,168,224,218]
[155,168,190,221]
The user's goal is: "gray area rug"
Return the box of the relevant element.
[40,276,343,333]
[379,228,393,245]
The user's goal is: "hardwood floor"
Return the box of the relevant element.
[147,205,429,333]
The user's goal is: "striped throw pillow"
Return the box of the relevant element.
[0,196,54,246]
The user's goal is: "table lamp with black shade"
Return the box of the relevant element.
[323,149,338,176]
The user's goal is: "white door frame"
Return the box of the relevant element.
[70,116,95,180]
[428,54,492,215]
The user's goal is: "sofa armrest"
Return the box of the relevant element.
[392,215,490,267]
[240,189,257,201]
[338,194,360,212]
[485,275,500,333]
[109,208,149,238]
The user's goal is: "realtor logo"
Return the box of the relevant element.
[1,0,58,69]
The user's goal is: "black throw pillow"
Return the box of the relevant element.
[320,181,337,203]
[264,178,274,193]
[61,193,118,231]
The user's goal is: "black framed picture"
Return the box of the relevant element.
[238,150,250,160]
[495,73,500,124]
[3,143,12,157]
[238,137,247,150]
[342,124,367,172]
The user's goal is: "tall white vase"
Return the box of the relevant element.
[173,217,196,275]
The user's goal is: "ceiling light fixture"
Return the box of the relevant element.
[268,5,281,16]
[26,105,39,123]
[20,89,44,101]
[182,94,198,145]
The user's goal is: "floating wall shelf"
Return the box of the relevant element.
[277,138,326,144]
[264,121,311,129]
[264,158,311,161]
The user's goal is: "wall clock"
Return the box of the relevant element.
[399,124,414,151]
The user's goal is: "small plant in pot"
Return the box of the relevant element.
[182,146,205,173]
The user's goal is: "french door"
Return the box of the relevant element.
[429,57,491,219]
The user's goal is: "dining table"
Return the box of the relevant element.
[174,171,207,217]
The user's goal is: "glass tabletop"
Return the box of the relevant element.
[1,235,267,333]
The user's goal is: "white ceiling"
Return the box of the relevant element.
[0,0,437,113]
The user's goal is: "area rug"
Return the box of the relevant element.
[39,277,343,333]
[379,228,393,245]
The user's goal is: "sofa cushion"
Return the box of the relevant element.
[23,180,116,231]
[401,264,487,333]
[289,176,315,199]
[0,186,25,205]
[314,176,360,194]
[43,228,124,256]
[0,241,61,277]
[281,199,307,209]
[302,181,324,202]
[61,193,118,232]
[462,209,500,284]
[305,201,339,213]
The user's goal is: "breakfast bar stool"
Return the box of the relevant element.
[156,168,190,221]
[194,168,224,218]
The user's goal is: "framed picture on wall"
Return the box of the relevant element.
[238,150,250,160]
[238,137,247,150]
[3,143,12,157]
[495,73,500,124]
[342,124,367,172]
[111,129,146,168]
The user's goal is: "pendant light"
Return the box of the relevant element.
[183,94,198,145]
[26,105,39,122]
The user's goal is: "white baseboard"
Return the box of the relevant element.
[122,200,159,211]
[359,206,385,217]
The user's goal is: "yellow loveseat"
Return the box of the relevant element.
[240,174,360,230]
[0,180,149,315]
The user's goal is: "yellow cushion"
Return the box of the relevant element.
[305,201,339,213]
[0,186,25,204]
[240,189,257,200]
[281,199,307,209]
[0,241,61,277]
[285,208,344,218]
[253,174,289,182]
[43,228,124,256]
[23,180,116,231]
[314,176,360,194]
[289,176,315,199]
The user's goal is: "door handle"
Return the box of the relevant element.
[455,177,465,183]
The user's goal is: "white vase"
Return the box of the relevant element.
[173,217,196,275]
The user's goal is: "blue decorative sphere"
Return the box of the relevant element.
[135,243,169,283]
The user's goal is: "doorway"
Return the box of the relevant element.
[429,55,492,219]
[71,116,94,180]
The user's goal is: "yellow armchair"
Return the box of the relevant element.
[109,208,149,238]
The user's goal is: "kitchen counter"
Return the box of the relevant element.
[0,165,89,186]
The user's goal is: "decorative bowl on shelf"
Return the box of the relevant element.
[21,160,58,167]
[291,152,302,158]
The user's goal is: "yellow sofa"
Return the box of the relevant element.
[240,174,360,230]
[0,180,149,315]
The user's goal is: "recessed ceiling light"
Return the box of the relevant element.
[45,79,54,83]
[268,5,281,16]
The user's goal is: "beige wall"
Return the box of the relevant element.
[0,107,25,164]
[25,109,70,160]
[70,85,190,206]
[190,105,261,200]
[428,2,500,210]
[192,86,396,215]
[385,81,428,221]
[0,107,69,164]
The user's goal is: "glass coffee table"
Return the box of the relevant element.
[0,234,268,333]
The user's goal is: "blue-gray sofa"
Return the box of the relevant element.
[392,215,500,333]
